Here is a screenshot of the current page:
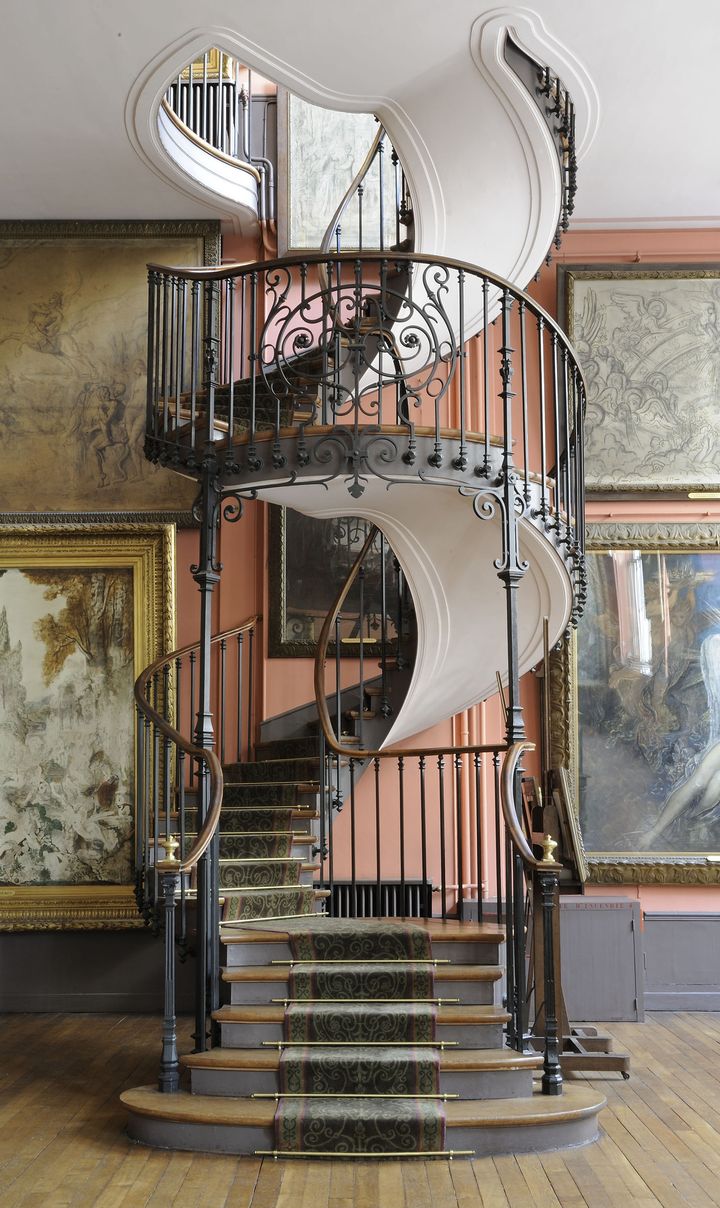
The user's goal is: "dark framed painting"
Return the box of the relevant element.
[0,219,220,520]
[268,505,399,658]
[558,264,720,492]
[0,523,175,928]
[551,521,720,883]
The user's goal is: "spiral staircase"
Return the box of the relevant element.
[121,45,606,1159]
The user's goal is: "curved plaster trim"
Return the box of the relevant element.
[470,8,599,285]
[124,26,444,252]
[157,106,260,234]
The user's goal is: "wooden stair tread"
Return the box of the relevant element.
[221,963,502,983]
[220,918,504,946]
[181,1047,541,1073]
[121,1084,605,1129]
[213,1003,509,1025]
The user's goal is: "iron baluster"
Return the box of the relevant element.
[350,759,357,918]
[474,752,484,923]
[493,751,502,927]
[379,534,390,718]
[236,632,244,765]
[438,754,447,922]
[419,756,429,919]
[158,853,181,1093]
[374,757,382,917]
[455,752,464,923]
[247,625,255,761]
[398,756,406,909]
[539,866,563,1094]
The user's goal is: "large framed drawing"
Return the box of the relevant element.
[0,220,219,518]
[0,523,174,928]
[268,506,398,658]
[552,521,720,883]
[559,264,720,492]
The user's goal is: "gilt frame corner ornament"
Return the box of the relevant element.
[0,522,175,929]
[551,520,720,884]
[559,262,720,494]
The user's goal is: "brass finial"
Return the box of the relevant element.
[157,833,180,868]
[541,833,558,864]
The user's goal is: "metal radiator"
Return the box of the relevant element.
[325,881,433,919]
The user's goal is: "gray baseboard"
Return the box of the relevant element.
[645,990,720,1011]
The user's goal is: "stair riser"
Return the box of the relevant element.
[219,867,316,890]
[188,1065,535,1100]
[218,1020,505,1049]
[226,978,499,1007]
[222,940,501,968]
[125,1110,600,1157]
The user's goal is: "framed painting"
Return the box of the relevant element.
[0,219,220,520]
[0,523,175,928]
[551,521,720,883]
[276,92,395,255]
[268,505,398,658]
[559,264,720,492]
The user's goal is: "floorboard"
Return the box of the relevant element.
[4,1012,720,1205]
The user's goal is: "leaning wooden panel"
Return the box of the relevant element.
[0,523,175,928]
[551,520,720,884]
[0,219,219,516]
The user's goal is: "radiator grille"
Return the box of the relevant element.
[325,880,432,919]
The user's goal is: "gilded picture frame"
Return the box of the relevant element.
[0,523,175,929]
[551,521,720,884]
[558,263,720,492]
[268,505,397,658]
[0,219,220,520]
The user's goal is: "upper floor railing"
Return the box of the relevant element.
[164,49,276,221]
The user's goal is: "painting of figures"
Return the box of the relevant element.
[0,568,135,885]
[561,266,720,491]
[0,222,217,514]
[578,539,720,856]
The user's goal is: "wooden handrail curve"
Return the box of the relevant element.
[135,615,259,874]
[313,527,507,762]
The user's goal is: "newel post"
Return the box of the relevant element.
[538,835,563,1095]
[157,835,181,1093]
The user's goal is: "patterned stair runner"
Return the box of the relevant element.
[214,757,446,1154]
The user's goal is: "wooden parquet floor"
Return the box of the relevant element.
[2,1012,720,1206]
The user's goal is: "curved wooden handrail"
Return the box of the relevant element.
[319,124,386,258]
[160,99,263,180]
[135,615,259,874]
[145,248,583,367]
[500,740,562,871]
[313,526,507,762]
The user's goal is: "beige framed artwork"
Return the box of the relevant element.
[0,523,175,929]
[558,263,720,492]
[552,521,720,884]
[0,220,219,519]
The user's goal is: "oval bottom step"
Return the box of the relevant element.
[121,1084,606,1158]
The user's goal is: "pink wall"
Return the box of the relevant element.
[532,227,720,913]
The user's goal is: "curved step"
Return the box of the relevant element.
[182,1045,541,1101]
[222,962,502,1007]
[213,1002,509,1049]
[121,1083,605,1158]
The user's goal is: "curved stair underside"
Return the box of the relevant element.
[254,476,572,747]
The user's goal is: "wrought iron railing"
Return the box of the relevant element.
[134,613,259,1087]
[164,49,276,221]
[314,526,563,1091]
[145,250,586,620]
[505,35,577,259]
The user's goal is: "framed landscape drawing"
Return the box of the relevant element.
[552,521,720,883]
[559,264,720,492]
[0,220,219,519]
[0,523,174,928]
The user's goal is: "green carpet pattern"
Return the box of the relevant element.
[214,751,446,1153]
[288,962,434,1001]
[279,1045,440,1095]
[275,1097,445,1156]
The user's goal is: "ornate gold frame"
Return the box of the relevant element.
[0,523,175,929]
[551,520,720,884]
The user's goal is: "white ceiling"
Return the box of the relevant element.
[2,0,718,232]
